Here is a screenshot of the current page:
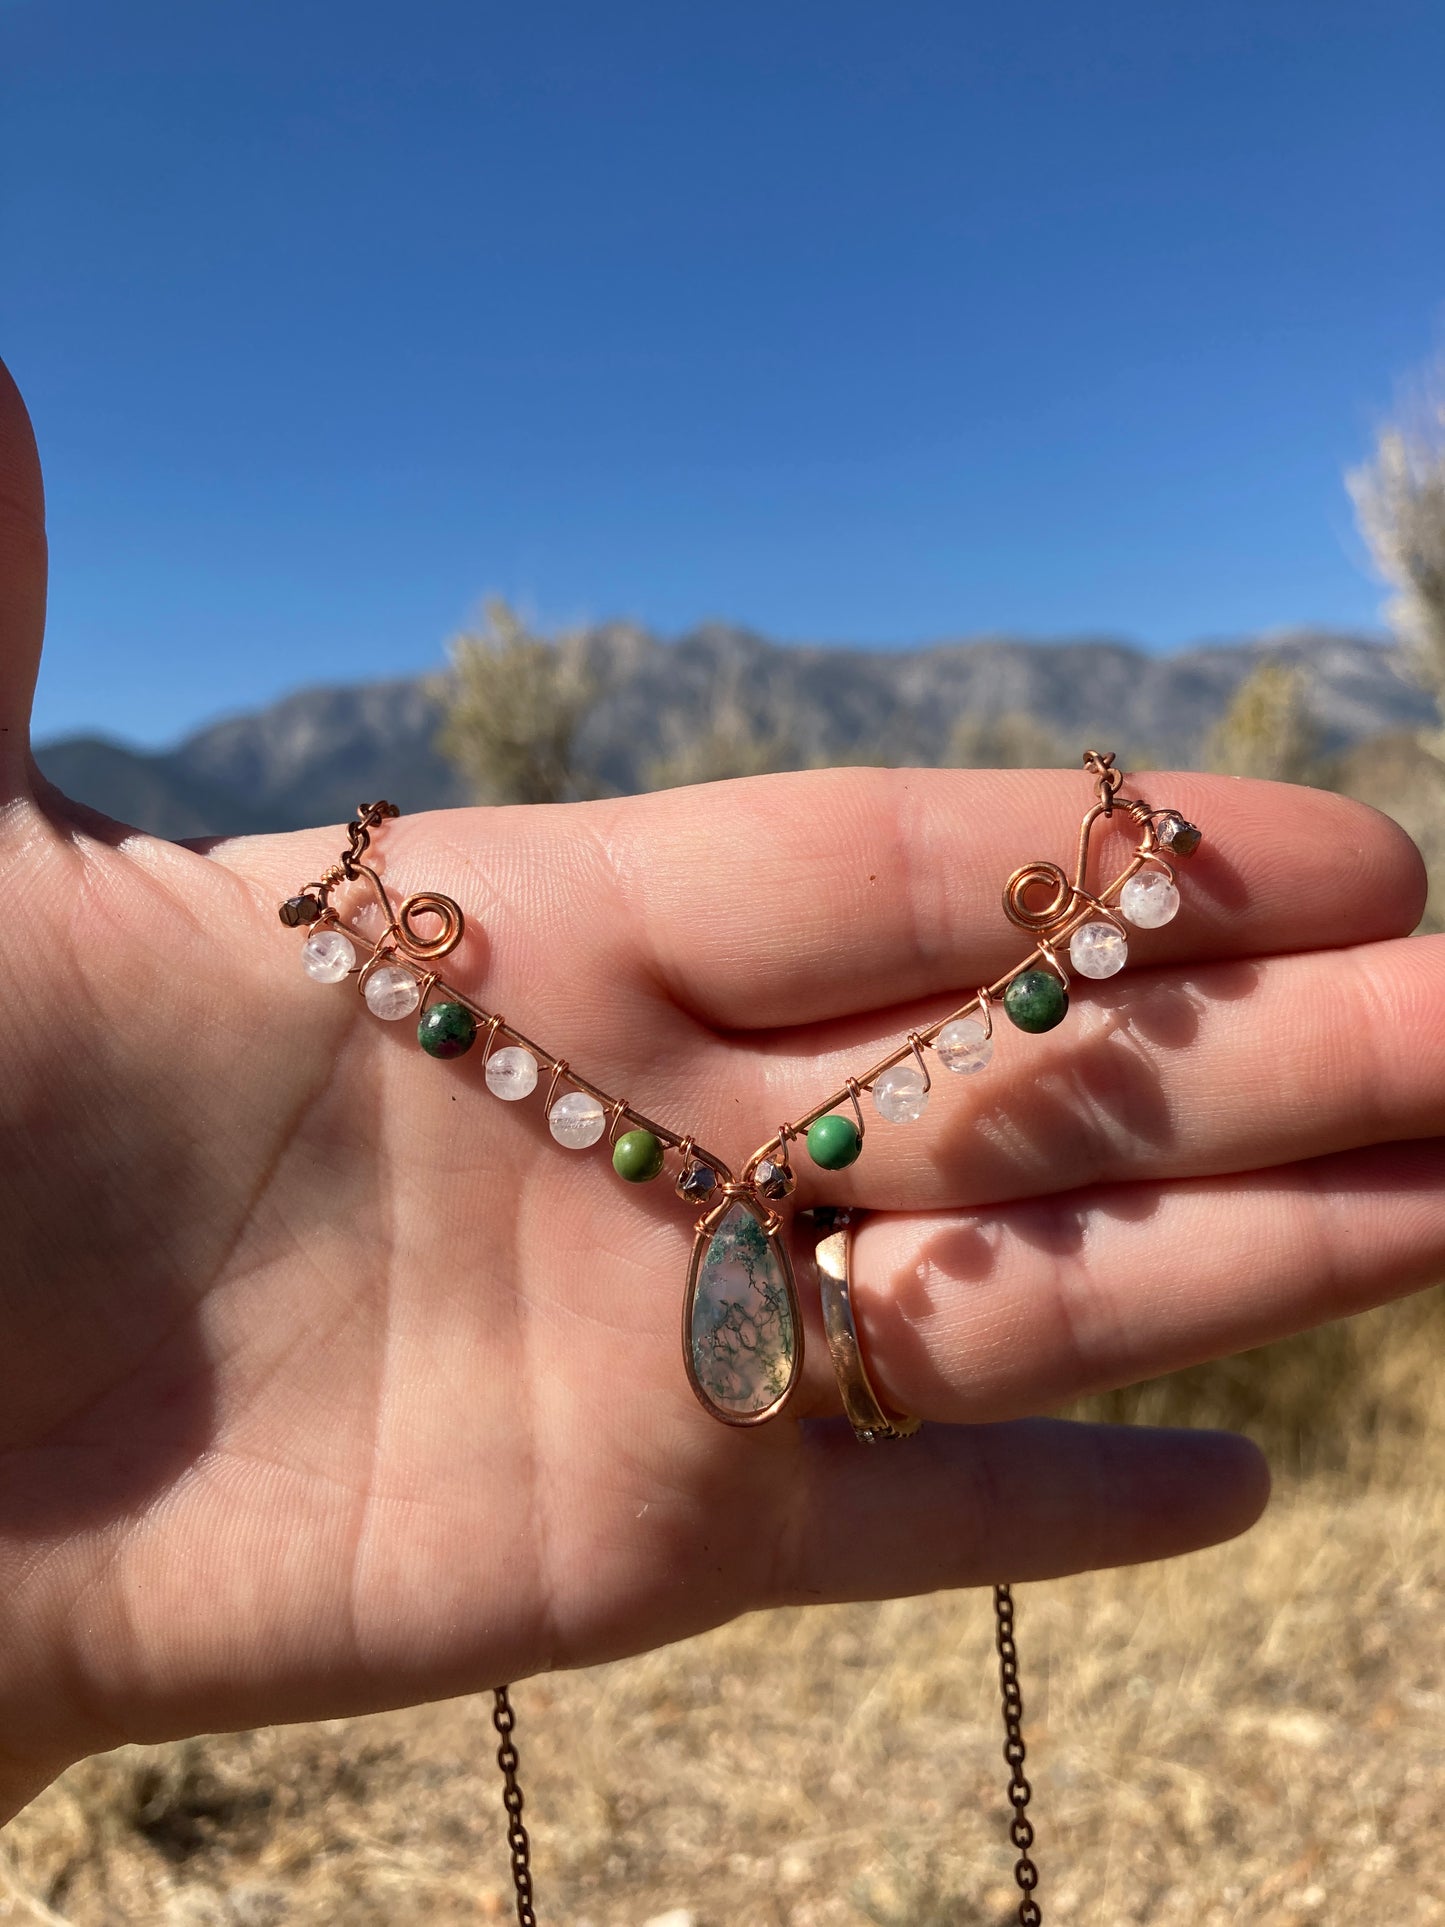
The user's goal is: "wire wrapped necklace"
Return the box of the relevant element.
[277,750,1204,1924]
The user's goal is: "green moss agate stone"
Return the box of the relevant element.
[806,1113,862,1170]
[1003,968,1070,1034]
[612,1128,665,1183]
[417,1001,478,1058]
[689,1203,797,1419]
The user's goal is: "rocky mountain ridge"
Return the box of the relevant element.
[34,624,1431,839]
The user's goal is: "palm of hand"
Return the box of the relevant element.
[1,801,798,1778]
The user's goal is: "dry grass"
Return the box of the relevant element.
[3,1294,1443,1927]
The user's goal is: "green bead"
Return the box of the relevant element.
[613,1129,665,1183]
[417,1001,477,1059]
[1003,968,1069,1034]
[806,1113,862,1170]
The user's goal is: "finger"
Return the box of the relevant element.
[769,1418,1267,1603]
[611,767,1426,1028]
[733,931,1445,1210]
[792,1139,1445,1426]
[0,356,47,792]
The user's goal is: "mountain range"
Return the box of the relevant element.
[33,623,1434,840]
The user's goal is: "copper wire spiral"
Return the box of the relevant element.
[397,890,466,960]
[1003,860,1074,933]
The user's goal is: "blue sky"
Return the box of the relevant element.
[4,0,1443,748]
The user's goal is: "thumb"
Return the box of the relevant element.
[0,355,47,795]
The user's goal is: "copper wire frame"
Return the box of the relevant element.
[293,765,1186,1218]
[288,766,1194,1429]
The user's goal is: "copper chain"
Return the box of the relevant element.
[491,1687,537,1927]
[490,1593,1041,1927]
[994,1584,1043,1925]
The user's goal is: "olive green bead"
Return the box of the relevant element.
[1003,968,1070,1034]
[806,1113,862,1170]
[612,1128,665,1183]
[417,1001,478,1059]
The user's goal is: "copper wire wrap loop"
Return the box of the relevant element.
[1083,746,1122,813]
[353,945,394,996]
[905,1030,931,1093]
[1036,940,1067,983]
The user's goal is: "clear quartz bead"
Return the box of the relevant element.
[485,1045,539,1101]
[1120,871,1181,929]
[549,1089,606,1149]
[301,929,355,983]
[363,964,421,1020]
[936,1016,992,1074]
[1069,919,1128,979]
[873,1062,929,1123]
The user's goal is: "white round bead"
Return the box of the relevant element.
[549,1089,606,1149]
[301,929,356,983]
[485,1045,539,1101]
[1120,871,1181,929]
[363,964,421,1020]
[1069,919,1129,979]
[936,1016,993,1074]
[873,1062,929,1124]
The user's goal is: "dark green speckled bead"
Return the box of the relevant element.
[417,1001,478,1059]
[1003,968,1069,1034]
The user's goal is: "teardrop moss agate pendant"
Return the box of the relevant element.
[683,1197,802,1426]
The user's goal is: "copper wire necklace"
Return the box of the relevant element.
[277,751,1203,1925]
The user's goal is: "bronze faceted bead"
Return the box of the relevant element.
[1157,813,1202,858]
[753,1157,797,1201]
[676,1162,720,1205]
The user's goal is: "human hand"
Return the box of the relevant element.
[1,357,1439,1820]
